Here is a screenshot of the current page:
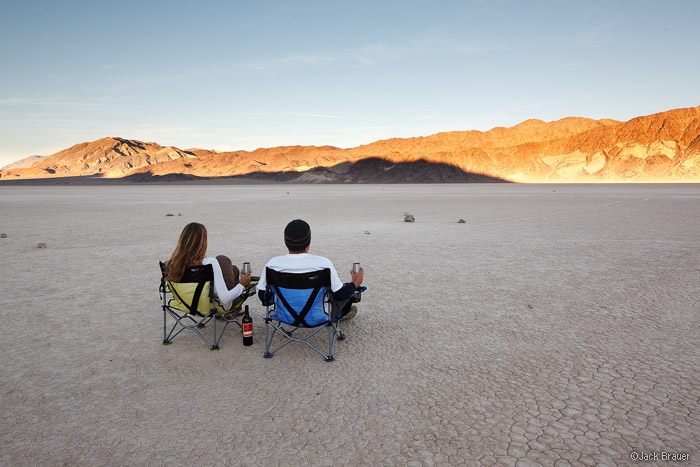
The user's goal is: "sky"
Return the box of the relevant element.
[1,0,700,167]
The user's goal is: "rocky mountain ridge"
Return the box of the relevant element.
[2,106,699,183]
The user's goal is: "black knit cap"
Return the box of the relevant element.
[284,219,311,251]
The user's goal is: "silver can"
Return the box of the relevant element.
[352,262,361,274]
[242,262,251,274]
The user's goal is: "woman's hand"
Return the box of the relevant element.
[240,271,252,287]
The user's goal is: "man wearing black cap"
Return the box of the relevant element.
[257,219,364,319]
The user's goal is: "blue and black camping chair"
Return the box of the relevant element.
[262,267,365,362]
[159,261,258,350]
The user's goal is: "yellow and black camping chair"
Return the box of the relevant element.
[159,262,258,350]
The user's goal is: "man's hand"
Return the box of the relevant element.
[240,271,252,287]
[350,268,364,288]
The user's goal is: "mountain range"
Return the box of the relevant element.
[2,105,699,183]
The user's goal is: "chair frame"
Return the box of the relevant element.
[262,268,346,362]
[159,262,254,350]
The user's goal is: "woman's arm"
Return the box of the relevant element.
[204,257,244,310]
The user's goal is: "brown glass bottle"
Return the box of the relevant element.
[242,305,253,346]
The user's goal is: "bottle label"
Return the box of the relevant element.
[243,323,253,337]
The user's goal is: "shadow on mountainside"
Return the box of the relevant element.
[232,158,510,184]
[0,158,511,185]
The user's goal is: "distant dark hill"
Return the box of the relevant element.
[123,158,510,184]
[238,158,509,183]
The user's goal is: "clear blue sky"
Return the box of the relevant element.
[1,0,699,166]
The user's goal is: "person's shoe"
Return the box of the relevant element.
[340,305,357,321]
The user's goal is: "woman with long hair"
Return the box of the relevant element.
[165,222,251,314]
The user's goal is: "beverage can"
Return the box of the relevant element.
[352,262,360,273]
[242,262,251,274]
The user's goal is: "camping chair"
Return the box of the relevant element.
[159,261,258,350]
[263,267,364,362]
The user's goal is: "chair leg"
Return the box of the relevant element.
[162,308,171,344]
[263,317,274,358]
[325,323,335,362]
[211,314,218,350]
[263,317,346,362]
[336,320,345,341]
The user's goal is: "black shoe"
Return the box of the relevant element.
[340,305,358,321]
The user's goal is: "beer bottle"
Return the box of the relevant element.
[242,305,253,346]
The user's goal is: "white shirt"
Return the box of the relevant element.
[257,253,344,292]
[202,257,244,311]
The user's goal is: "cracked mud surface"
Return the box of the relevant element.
[1,184,697,465]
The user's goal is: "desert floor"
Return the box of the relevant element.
[0,183,698,466]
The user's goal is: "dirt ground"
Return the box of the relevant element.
[1,183,698,465]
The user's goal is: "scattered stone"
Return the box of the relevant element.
[166,213,174,217]
[364,231,371,235]
[37,243,47,248]
[404,214,415,223]
[0,233,7,238]
[178,213,182,216]
[458,219,466,223]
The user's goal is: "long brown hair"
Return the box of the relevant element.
[165,222,208,282]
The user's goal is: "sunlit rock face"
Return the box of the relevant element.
[2,106,699,182]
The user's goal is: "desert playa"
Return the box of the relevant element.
[0,183,698,465]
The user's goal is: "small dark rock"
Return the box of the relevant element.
[404,215,415,223]
[458,219,466,223]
